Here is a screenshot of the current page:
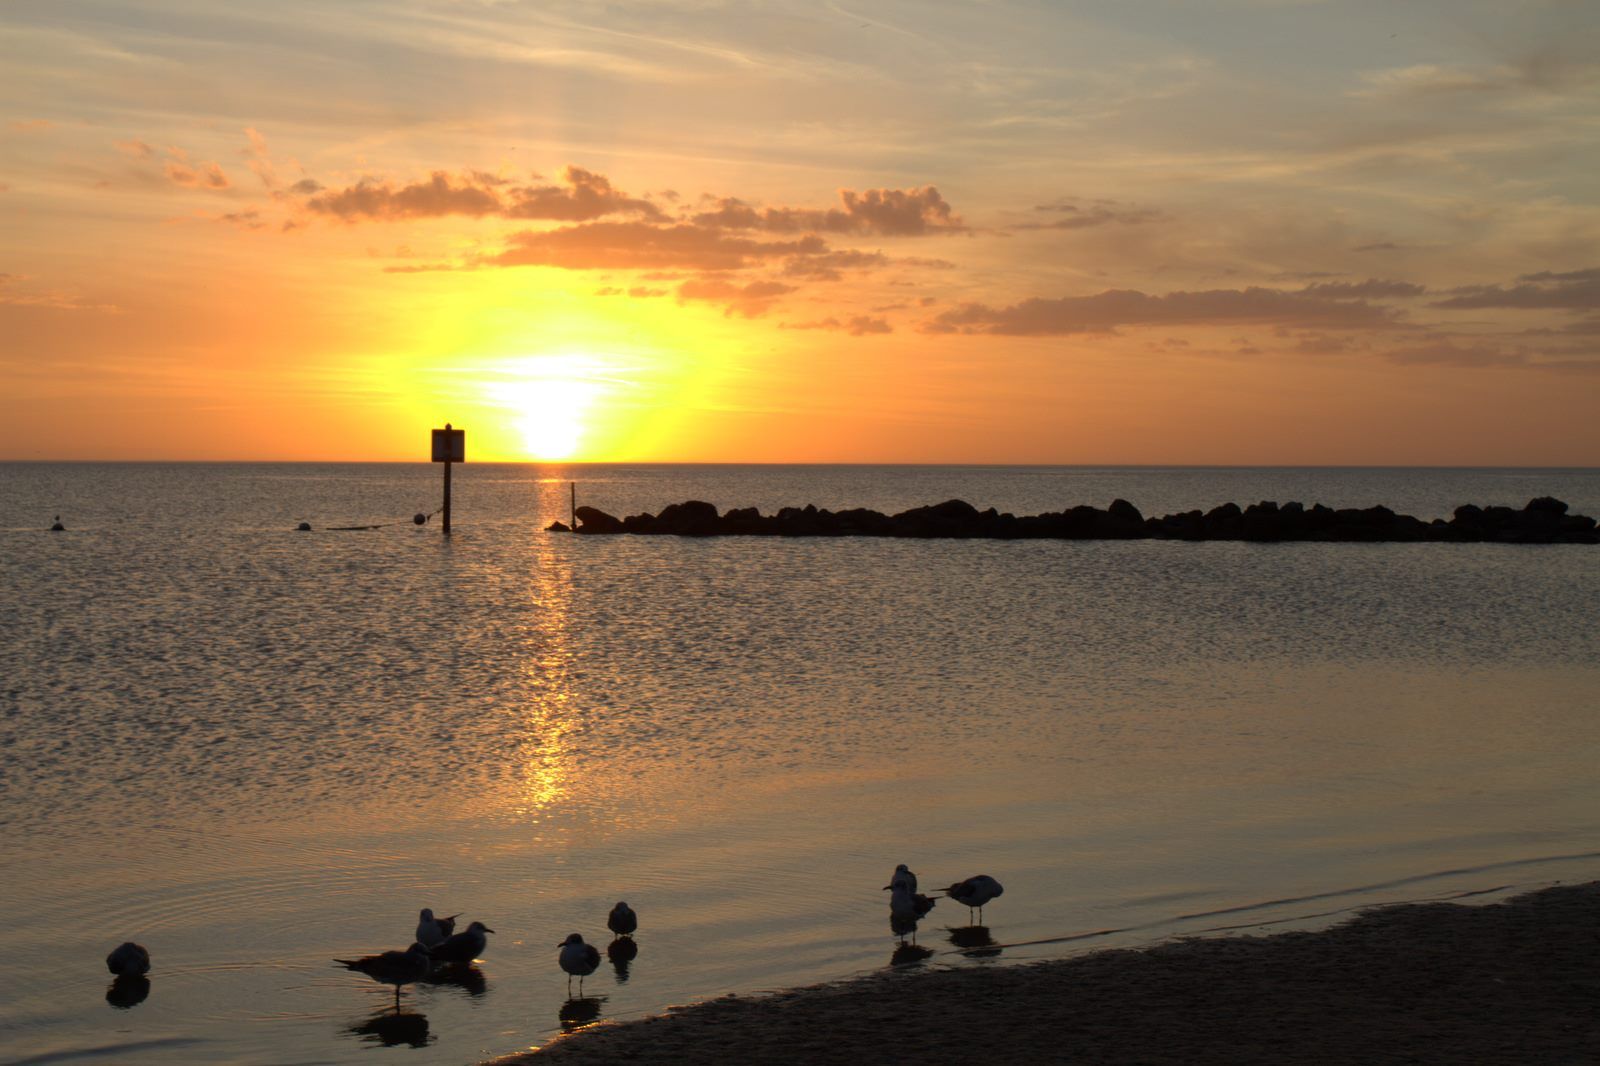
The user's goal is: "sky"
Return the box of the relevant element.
[3,0,1598,463]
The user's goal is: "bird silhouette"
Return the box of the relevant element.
[558,933,601,995]
[944,874,1004,923]
[430,921,493,966]
[334,942,432,1009]
[106,942,150,977]
[415,908,460,949]
[606,901,637,938]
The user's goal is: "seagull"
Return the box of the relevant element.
[334,942,432,1009]
[430,921,493,966]
[558,933,601,995]
[106,942,150,977]
[888,883,936,943]
[606,902,637,938]
[944,874,1004,923]
[415,908,460,949]
[883,863,918,894]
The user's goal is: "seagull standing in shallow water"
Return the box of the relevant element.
[334,943,432,1009]
[430,921,494,966]
[944,875,1004,924]
[606,902,637,938]
[888,883,936,943]
[884,864,918,894]
[415,908,460,949]
[106,942,150,977]
[559,933,601,995]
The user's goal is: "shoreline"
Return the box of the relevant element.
[499,881,1600,1064]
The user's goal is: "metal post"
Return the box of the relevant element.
[442,422,453,536]
[571,482,576,531]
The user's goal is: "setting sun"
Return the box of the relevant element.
[482,354,616,460]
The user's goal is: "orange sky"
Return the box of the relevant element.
[2,2,1598,463]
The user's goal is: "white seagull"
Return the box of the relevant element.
[944,874,1004,924]
[888,883,936,943]
[334,942,432,1009]
[106,942,150,977]
[415,908,460,949]
[558,933,601,995]
[883,863,917,894]
[430,921,494,966]
[606,902,637,938]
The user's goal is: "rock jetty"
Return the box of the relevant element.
[548,496,1597,543]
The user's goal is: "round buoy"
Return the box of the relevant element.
[296,521,312,532]
[413,513,427,525]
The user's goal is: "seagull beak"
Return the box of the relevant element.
[882,885,891,890]
[484,927,496,934]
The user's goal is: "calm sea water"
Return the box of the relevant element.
[3,464,1599,1065]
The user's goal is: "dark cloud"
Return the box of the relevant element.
[484,223,826,271]
[924,286,1402,335]
[782,249,889,280]
[308,171,499,220]
[676,279,796,317]
[1432,267,1600,310]
[304,165,661,223]
[501,166,664,221]
[1300,279,1425,299]
[692,186,962,236]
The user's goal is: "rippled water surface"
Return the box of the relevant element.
[3,464,1599,1064]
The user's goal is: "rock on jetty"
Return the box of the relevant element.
[549,496,1598,543]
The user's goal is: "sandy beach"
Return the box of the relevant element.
[507,882,1600,1065]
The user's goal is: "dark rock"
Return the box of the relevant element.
[1108,498,1143,524]
[1526,497,1568,515]
[655,500,720,535]
[574,506,623,534]
[546,520,570,532]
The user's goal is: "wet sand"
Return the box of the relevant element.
[504,882,1600,1065]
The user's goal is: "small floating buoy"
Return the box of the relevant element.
[413,513,427,525]
[296,522,312,532]
[50,515,65,531]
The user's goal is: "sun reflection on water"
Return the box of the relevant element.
[503,537,581,820]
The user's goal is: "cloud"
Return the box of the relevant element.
[782,249,889,281]
[165,148,231,190]
[303,165,662,223]
[307,171,500,220]
[1432,267,1600,311]
[8,119,53,132]
[1013,200,1161,231]
[1354,241,1401,252]
[483,222,825,271]
[925,286,1403,335]
[217,209,265,230]
[1300,279,1425,300]
[676,279,796,317]
[501,166,664,221]
[115,139,154,159]
[781,315,893,336]
[692,186,963,236]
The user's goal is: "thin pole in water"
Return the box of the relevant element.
[571,482,576,531]
[442,422,453,536]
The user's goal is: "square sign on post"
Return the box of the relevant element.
[432,426,465,462]
[431,423,464,535]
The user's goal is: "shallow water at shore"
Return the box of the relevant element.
[3,464,1598,1064]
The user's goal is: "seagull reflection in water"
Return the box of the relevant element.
[948,925,1003,957]
[559,995,606,1032]
[105,975,151,1009]
[890,942,934,967]
[423,961,487,997]
[349,1009,432,1048]
[606,936,639,981]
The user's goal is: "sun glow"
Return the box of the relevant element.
[483,354,615,460]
